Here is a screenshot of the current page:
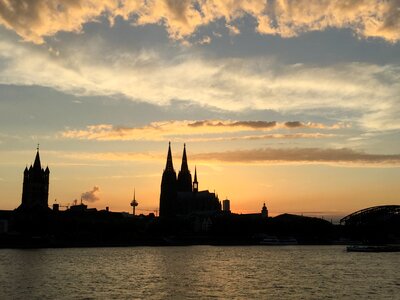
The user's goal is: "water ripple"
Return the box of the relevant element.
[0,246,399,299]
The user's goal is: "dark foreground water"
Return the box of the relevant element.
[0,246,399,299]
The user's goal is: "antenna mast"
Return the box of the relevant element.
[130,188,138,216]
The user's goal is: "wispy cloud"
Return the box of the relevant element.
[1,1,399,43]
[191,148,400,166]
[0,36,398,131]
[59,151,163,162]
[61,120,342,141]
[188,120,346,129]
[54,147,400,166]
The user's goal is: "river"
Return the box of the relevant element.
[0,246,398,299]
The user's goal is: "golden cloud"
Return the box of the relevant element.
[61,120,343,141]
[256,0,400,42]
[0,0,399,43]
[1,35,398,130]
[0,0,116,44]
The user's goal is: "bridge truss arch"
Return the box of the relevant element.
[340,205,400,226]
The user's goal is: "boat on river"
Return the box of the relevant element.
[260,236,298,245]
[346,245,400,252]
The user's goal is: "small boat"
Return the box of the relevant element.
[260,236,297,245]
[346,245,400,252]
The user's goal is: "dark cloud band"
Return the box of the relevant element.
[191,148,400,165]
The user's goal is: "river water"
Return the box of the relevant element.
[0,246,398,299]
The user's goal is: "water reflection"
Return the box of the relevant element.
[0,246,399,299]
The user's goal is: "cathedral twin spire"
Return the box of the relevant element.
[164,142,195,192]
[160,143,220,217]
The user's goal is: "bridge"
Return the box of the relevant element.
[340,205,400,226]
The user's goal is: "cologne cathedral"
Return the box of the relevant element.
[159,143,221,217]
[18,147,50,211]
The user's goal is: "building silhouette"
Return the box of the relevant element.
[177,144,192,192]
[17,147,50,211]
[160,142,178,217]
[222,199,231,213]
[159,143,221,217]
[261,203,268,218]
[1,145,396,247]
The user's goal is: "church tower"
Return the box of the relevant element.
[19,146,50,211]
[159,142,177,217]
[177,144,192,192]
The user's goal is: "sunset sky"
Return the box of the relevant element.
[0,1,399,218]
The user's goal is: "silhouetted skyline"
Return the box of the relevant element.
[0,147,398,249]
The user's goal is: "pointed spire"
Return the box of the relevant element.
[180,143,189,173]
[33,145,41,170]
[193,165,198,192]
[165,142,174,172]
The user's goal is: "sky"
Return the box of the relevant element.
[0,0,399,218]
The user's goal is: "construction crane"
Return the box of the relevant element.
[53,199,69,210]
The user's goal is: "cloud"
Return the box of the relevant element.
[191,147,400,165]
[224,133,334,142]
[284,121,304,128]
[187,120,345,129]
[61,151,163,162]
[198,35,212,45]
[0,0,116,44]
[0,36,399,131]
[132,0,204,40]
[188,120,278,129]
[256,0,400,42]
[81,186,100,202]
[61,120,342,141]
[55,147,400,166]
[226,23,240,35]
[0,0,399,43]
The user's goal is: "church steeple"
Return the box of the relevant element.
[180,144,189,173]
[193,166,198,193]
[19,146,50,211]
[165,141,174,172]
[160,142,177,217]
[33,144,41,170]
[177,143,192,192]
